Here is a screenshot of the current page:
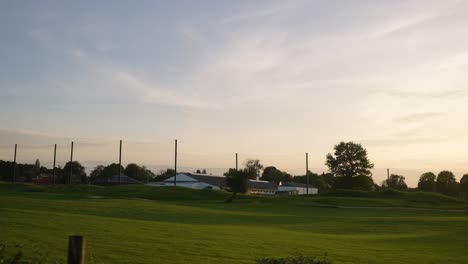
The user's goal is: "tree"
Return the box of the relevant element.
[101,163,124,179]
[62,161,87,184]
[436,170,458,196]
[245,159,264,180]
[460,174,468,195]
[224,168,250,203]
[325,142,374,189]
[89,165,105,181]
[418,172,436,192]
[261,166,288,184]
[383,174,408,190]
[293,172,327,192]
[125,163,155,183]
[154,168,175,182]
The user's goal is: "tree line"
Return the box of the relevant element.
[1,141,468,198]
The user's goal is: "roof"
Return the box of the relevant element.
[172,173,278,190]
[188,174,229,188]
[280,182,309,188]
[249,180,278,190]
[92,175,142,184]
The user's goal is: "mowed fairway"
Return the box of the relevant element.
[1,184,468,263]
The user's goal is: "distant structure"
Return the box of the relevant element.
[148,172,278,195]
[278,182,318,195]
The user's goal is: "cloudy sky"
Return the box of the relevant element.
[1,0,468,186]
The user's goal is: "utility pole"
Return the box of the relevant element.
[53,144,57,185]
[69,141,74,184]
[174,139,177,187]
[306,152,309,195]
[13,144,17,183]
[387,168,390,188]
[235,153,238,171]
[119,140,122,184]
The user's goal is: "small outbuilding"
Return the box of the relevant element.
[278,182,318,195]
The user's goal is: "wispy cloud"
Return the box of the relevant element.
[397,112,443,123]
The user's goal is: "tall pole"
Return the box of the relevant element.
[13,144,17,183]
[69,141,74,184]
[53,144,57,185]
[306,152,309,195]
[235,153,238,171]
[119,140,122,184]
[174,139,178,187]
[387,168,390,187]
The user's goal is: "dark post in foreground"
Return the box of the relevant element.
[174,139,177,187]
[68,236,85,264]
[13,144,17,182]
[235,153,238,171]
[119,140,122,184]
[306,152,309,195]
[69,141,74,184]
[53,144,57,185]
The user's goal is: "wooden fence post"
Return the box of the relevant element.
[68,236,85,264]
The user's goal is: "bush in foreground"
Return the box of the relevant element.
[256,255,331,264]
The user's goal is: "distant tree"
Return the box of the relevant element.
[224,168,250,203]
[261,166,289,184]
[89,165,105,181]
[293,172,327,192]
[245,159,264,180]
[418,172,437,192]
[283,173,293,182]
[154,168,175,182]
[35,159,40,169]
[202,169,207,174]
[321,173,336,189]
[460,174,468,196]
[62,161,87,184]
[436,170,458,196]
[325,142,374,189]
[382,174,408,190]
[125,163,155,183]
[101,163,124,179]
[196,169,201,173]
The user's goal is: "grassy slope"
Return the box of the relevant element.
[1,183,468,263]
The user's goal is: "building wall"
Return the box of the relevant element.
[278,186,318,195]
[147,180,220,190]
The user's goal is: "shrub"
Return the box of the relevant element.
[256,255,331,264]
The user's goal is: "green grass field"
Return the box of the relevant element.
[1,183,468,263]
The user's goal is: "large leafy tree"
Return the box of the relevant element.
[325,142,374,189]
[418,172,436,192]
[460,174,468,195]
[89,165,105,181]
[125,163,155,183]
[382,174,408,190]
[261,166,290,184]
[62,161,87,184]
[436,170,458,196]
[224,168,250,203]
[245,159,264,180]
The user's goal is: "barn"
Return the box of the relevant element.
[148,172,278,195]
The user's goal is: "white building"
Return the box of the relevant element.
[147,173,278,195]
[148,173,225,190]
[278,182,318,195]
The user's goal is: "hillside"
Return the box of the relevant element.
[1,183,468,263]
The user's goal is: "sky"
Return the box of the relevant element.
[1,0,468,186]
